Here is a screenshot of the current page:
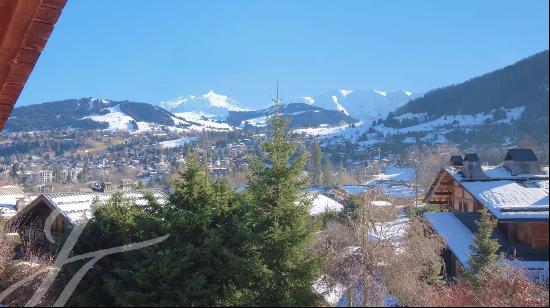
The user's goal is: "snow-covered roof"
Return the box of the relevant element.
[424,212,473,266]
[446,166,549,220]
[425,212,549,273]
[309,193,344,216]
[0,185,27,219]
[23,189,167,225]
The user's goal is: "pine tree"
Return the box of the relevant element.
[337,161,346,185]
[311,142,322,185]
[64,157,247,306]
[322,160,335,187]
[467,208,501,283]
[243,100,320,306]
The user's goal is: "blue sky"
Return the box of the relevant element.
[18,0,549,108]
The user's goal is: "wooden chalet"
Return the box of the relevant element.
[12,189,167,246]
[424,149,549,282]
[0,0,67,130]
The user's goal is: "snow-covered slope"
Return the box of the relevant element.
[291,89,419,123]
[158,90,249,118]
[227,103,359,129]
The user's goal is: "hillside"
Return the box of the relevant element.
[4,99,357,133]
[290,89,419,123]
[227,103,360,129]
[366,51,549,146]
[395,51,548,118]
[5,98,184,132]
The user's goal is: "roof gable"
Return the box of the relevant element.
[464,153,480,162]
[504,148,538,162]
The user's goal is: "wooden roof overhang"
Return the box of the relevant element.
[0,0,67,131]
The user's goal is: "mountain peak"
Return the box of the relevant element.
[158,91,248,118]
[201,90,247,111]
[339,89,354,97]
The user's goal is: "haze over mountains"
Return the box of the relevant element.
[4,51,548,147]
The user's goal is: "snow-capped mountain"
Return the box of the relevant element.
[227,103,359,129]
[5,98,191,133]
[293,89,420,123]
[158,90,249,118]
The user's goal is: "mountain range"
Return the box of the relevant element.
[289,89,420,123]
[3,50,548,148]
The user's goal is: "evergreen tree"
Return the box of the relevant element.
[64,158,248,306]
[311,142,322,185]
[337,161,346,185]
[341,195,363,223]
[322,160,335,187]
[243,105,320,306]
[467,208,501,283]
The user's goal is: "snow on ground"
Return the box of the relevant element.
[314,277,346,306]
[158,137,197,149]
[368,212,410,251]
[373,166,415,182]
[339,89,354,97]
[84,104,135,131]
[377,106,525,135]
[202,90,248,111]
[302,96,315,104]
[293,123,358,136]
[309,193,344,216]
[371,200,392,206]
[331,96,350,116]
[174,112,232,131]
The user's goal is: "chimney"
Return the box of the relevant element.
[16,197,27,211]
[461,153,487,179]
[101,181,112,193]
[502,148,540,176]
[449,155,464,168]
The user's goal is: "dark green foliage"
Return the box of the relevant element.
[311,142,322,185]
[322,160,335,186]
[407,204,445,220]
[227,103,358,129]
[60,109,321,306]
[119,101,175,126]
[242,110,320,306]
[396,51,548,118]
[391,50,549,144]
[341,195,364,222]
[466,208,501,284]
[63,160,249,306]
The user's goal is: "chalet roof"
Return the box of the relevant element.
[445,166,549,220]
[425,212,549,272]
[505,148,539,162]
[463,153,480,162]
[309,193,344,216]
[0,0,67,131]
[19,189,168,225]
[449,155,463,166]
[0,185,26,219]
[0,185,25,196]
